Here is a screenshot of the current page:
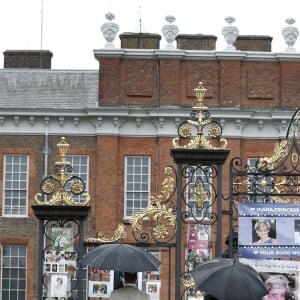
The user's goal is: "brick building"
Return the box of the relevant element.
[0,20,299,299]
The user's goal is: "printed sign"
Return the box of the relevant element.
[238,203,300,258]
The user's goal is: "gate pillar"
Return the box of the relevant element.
[170,82,229,299]
[32,137,91,299]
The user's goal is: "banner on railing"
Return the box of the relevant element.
[238,203,300,258]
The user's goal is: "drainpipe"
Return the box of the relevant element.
[43,124,49,178]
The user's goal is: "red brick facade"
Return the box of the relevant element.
[98,55,300,109]
[1,41,300,299]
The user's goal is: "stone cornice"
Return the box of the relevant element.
[94,48,300,62]
[0,107,294,139]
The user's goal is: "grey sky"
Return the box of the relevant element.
[0,0,299,69]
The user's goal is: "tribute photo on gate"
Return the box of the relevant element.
[52,227,74,252]
[88,281,110,298]
[49,274,68,298]
[240,258,299,300]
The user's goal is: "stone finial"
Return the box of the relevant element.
[282,18,299,52]
[162,15,179,49]
[101,12,120,48]
[222,16,239,51]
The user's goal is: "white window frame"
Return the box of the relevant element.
[1,244,27,300]
[2,154,29,217]
[124,156,151,218]
[65,155,89,202]
[186,165,212,220]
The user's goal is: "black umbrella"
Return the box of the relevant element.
[80,243,160,272]
[190,258,268,300]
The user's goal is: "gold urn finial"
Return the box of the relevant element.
[56,137,71,166]
[34,137,90,206]
[172,81,227,150]
[193,82,208,110]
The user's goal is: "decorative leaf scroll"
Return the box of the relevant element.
[256,140,289,171]
[85,224,127,243]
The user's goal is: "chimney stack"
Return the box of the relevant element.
[3,50,53,69]
[176,34,217,50]
[120,33,161,49]
[235,36,273,52]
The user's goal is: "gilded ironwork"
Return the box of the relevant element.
[130,166,177,242]
[34,137,90,206]
[173,82,227,150]
[182,165,217,224]
[150,166,175,204]
[231,107,300,221]
[85,224,127,243]
[189,182,209,208]
[130,202,176,240]
[181,276,195,288]
[256,140,289,171]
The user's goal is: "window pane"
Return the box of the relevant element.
[3,155,28,217]
[2,268,10,277]
[2,279,10,289]
[1,245,27,300]
[18,280,26,289]
[2,257,10,267]
[2,291,9,299]
[10,279,18,289]
[125,156,150,217]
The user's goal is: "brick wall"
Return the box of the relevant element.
[98,55,300,109]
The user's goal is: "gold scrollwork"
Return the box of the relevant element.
[150,167,175,204]
[130,203,176,239]
[256,140,289,171]
[85,224,127,243]
[35,191,90,206]
[129,166,177,239]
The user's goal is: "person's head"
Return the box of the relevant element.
[56,277,63,285]
[124,272,137,284]
[57,228,63,235]
[264,275,289,300]
[255,220,271,238]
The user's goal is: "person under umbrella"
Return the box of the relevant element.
[110,272,150,300]
[80,243,160,272]
[190,258,268,300]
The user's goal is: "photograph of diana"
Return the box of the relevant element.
[88,281,110,298]
[50,275,68,298]
[252,219,277,244]
[261,273,296,300]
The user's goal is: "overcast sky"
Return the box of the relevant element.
[0,0,299,70]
